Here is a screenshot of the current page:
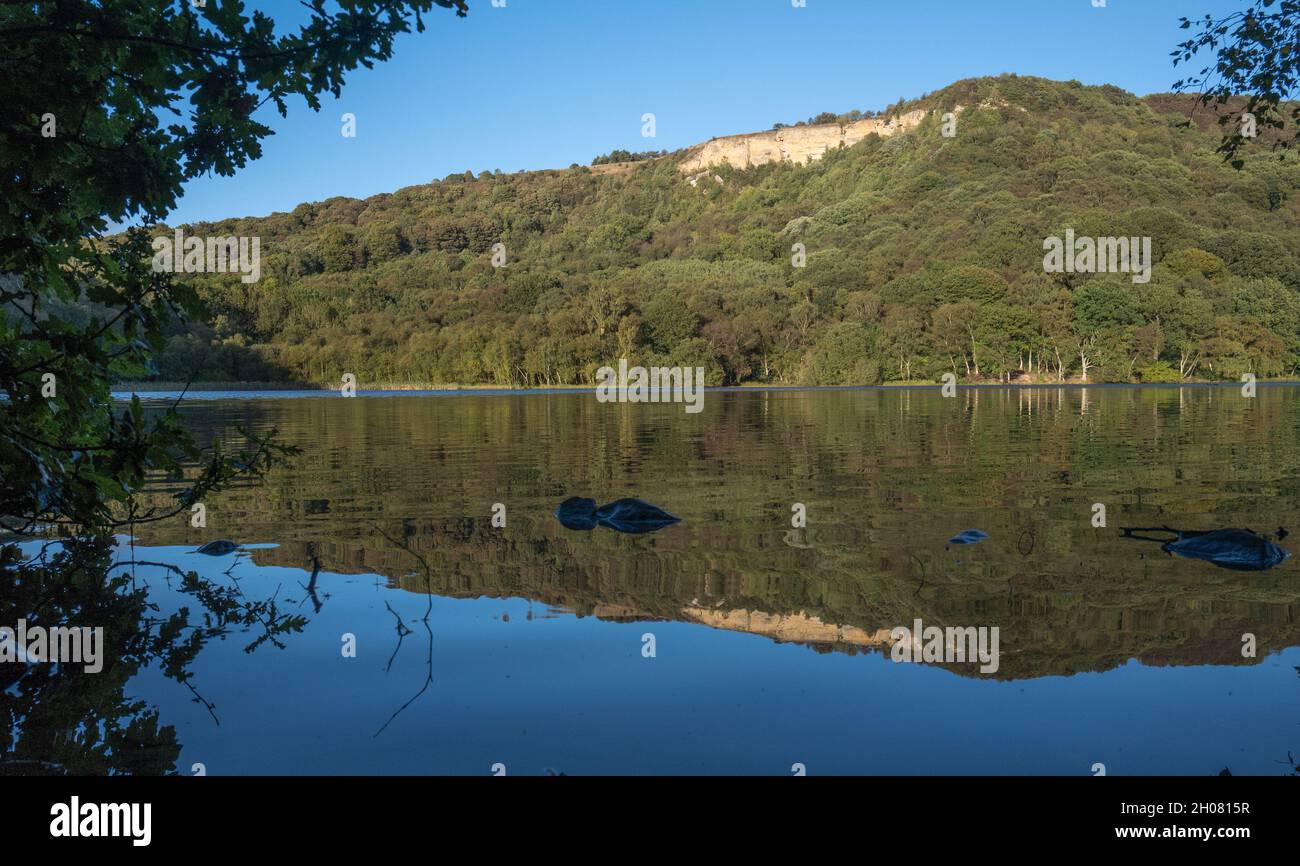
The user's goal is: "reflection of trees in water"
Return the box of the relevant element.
[0,538,306,776]
[125,388,1300,681]
[216,514,1299,681]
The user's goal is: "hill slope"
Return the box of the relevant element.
[153,75,1300,387]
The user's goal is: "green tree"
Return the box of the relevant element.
[463,214,500,254]
[938,265,1009,305]
[808,322,876,385]
[1072,280,1143,382]
[643,294,701,354]
[363,222,406,264]
[320,226,360,272]
[429,219,470,252]
[880,304,926,381]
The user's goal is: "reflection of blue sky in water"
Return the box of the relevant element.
[110,542,1300,776]
[76,386,1300,775]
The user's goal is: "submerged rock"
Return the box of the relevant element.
[193,539,239,556]
[594,498,681,534]
[1162,528,1289,571]
[555,497,680,534]
[948,529,988,545]
[555,497,599,531]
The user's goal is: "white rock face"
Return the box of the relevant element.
[680,606,895,648]
[678,108,931,173]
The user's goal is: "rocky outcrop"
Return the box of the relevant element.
[685,169,724,188]
[678,109,931,173]
[681,606,894,649]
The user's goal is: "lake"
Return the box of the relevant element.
[44,385,1300,774]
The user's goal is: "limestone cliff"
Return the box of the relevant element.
[678,108,931,173]
[680,606,894,649]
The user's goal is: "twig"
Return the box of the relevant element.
[369,521,437,738]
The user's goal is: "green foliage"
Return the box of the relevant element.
[591,149,667,165]
[939,266,1009,305]
[644,293,701,354]
[130,76,1300,390]
[808,323,876,385]
[0,0,465,532]
[774,108,875,129]
[1,537,307,775]
[320,226,360,272]
[363,222,406,264]
[0,0,464,775]
[1137,360,1183,383]
[1173,0,1300,166]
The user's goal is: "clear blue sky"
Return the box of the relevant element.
[169,0,1244,224]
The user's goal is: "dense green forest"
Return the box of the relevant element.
[148,75,1300,387]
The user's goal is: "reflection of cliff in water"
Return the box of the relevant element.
[128,386,1300,680]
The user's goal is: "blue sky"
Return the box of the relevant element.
[169,0,1244,224]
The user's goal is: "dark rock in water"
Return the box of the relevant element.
[948,529,988,545]
[555,497,680,534]
[194,540,239,556]
[1162,528,1289,571]
[555,497,599,531]
[594,498,681,534]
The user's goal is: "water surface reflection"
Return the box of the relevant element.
[29,386,1300,774]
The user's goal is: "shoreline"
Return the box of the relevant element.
[111,380,1300,398]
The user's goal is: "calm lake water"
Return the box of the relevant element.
[73,386,1300,773]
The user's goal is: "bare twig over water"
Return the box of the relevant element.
[298,555,324,613]
[369,520,436,738]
